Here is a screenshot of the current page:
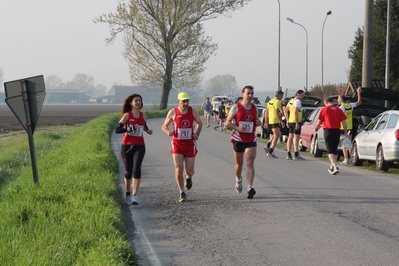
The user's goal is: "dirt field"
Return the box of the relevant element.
[0,104,122,134]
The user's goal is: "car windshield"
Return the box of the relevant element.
[236,97,260,104]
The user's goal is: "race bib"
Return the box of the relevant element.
[239,121,253,133]
[178,128,192,139]
[128,125,144,137]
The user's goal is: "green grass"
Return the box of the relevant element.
[0,109,169,265]
[0,113,137,266]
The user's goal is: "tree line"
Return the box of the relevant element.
[45,73,107,98]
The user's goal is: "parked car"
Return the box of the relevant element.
[211,95,235,105]
[351,110,399,172]
[256,105,265,119]
[256,107,268,139]
[299,87,399,156]
[235,96,261,105]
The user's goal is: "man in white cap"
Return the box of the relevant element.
[162,92,203,202]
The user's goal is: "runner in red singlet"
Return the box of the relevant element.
[225,86,262,199]
[162,92,203,202]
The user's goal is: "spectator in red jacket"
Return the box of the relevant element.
[314,97,348,175]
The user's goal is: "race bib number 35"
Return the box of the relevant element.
[239,121,253,133]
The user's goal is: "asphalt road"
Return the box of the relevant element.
[111,117,399,266]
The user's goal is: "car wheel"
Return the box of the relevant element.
[299,137,307,151]
[350,142,363,166]
[311,136,323,157]
[376,145,390,172]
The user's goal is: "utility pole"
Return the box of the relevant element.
[362,0,374,88]
[385,0,391,89]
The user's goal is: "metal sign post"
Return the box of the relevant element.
[4,75,46,184]
[21,80,39,183]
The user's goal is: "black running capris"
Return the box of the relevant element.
[121,144,146,179]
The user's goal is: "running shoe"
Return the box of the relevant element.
[179,192,187,202]
[132,196,139,205]
[247,187,256,199]
[263,146,269,153]
[125,194,133,206]
[235,178,243,194]
[185,176,193,190]
[267,152,278,158]
[206,124,210,128]
[331,165,339,175]
[286,154,293,160]
[327,165,334,174]
[293,154,306,161]
[339,160,349,165]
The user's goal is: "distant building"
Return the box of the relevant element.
[107,86,200,104]
[45,90,89,103]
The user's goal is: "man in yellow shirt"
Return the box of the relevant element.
[264,90,284,158]
[338,87,362,164]
[284,90,305,160]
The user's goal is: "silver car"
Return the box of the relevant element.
[351,110,399,172]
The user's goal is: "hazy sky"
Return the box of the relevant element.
[0,0,365,95]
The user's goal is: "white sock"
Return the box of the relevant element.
[247,185,252,190]
[236,177,242,182]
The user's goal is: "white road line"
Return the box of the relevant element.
[111,134,162,266]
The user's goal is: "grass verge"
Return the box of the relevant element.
[0,113,139,265]
[0,109,169,265]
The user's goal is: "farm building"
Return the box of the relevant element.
[107,86,201,104]
[45,90,89,103]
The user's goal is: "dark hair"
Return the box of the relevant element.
[121,94,143,116]
[296,90,305,95]
[242,85,254,93]
[324,96,334,103]
[275,90,284,97]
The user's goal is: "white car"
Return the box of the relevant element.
[351,110,399,172]
[211,95,235,105]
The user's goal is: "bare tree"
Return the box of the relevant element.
[206,74,238,96]
[95,0,251,109]
[45,75,64,90]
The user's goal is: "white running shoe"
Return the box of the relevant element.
[132,196,139,205]
[331,165,339,175]
[125,194,133,205]
[267,152,278,158]
[293,154,306,161]
[263,146,269,153]
[235,178,243,193]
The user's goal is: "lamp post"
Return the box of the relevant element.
[322,10,332,89]
[277,0,281,91]
[287,17,308,91]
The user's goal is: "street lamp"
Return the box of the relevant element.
[322,10,332,89]
[277,0,281,91]
[287,17,308,91]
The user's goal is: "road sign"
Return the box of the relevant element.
[4,75,46,133]
[4,75,46,184]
